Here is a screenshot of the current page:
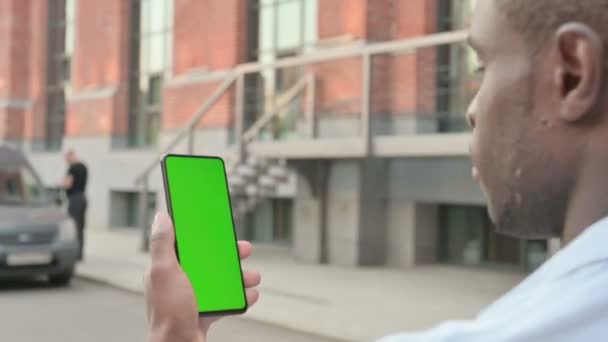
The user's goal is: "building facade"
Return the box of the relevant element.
[0,0,550,272]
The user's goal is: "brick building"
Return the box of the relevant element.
[0,0,550,271]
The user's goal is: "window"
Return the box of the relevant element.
[439,205,548,272]
[109,191,156,228]
[253,0,317,60]
[245,199,293,245]
[436,0,478,133]
[0,166,48,205]
[127,0,173,148]
[245,0,317,136]
[43,0,75,151]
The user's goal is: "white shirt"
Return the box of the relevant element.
[379,217,608,342]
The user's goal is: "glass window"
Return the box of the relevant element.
[109,191,156,228]
[439,205,548,272]
[244,198,293,245]
[245,0,317,134]
[126,0,173,148]
[0,166,48,205]
[147,74,163,106]
[277,1,302,50]
[42,0,75,152]
[253,0,317,58]
[436,0,478,133]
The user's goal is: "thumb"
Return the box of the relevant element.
[149,212,177,264]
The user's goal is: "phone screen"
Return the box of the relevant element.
[162,154,247,315]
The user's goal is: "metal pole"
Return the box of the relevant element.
[187,127,195,154]
[139,179,150,252]
[306,74,317,138]
[361,53,372,155]
[235,74,245,159]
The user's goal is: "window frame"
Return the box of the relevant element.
[42,0,76,152]
[125,0,173,149]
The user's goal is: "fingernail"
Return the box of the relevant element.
[152,213,169,233]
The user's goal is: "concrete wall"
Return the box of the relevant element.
[385,202,439,269]
[26,136,158,231]
[324,159,388,267]
[314,115,440,140]
[326,161,361,266]
[384,157,482,268]
[25,127,231,232]
[292,161,326,263]
[388,157,485,205]
[291,156,482,268]
[358,158,388,265]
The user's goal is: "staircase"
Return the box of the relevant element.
[227,156,290,219]
[134,71,311,251]
[133,30,469,251]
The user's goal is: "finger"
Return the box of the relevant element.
[246,288,260,306]
[149,212,177,265]
[237,241,252,260]
[242,270,261,288]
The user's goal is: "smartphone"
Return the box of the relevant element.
[161,154,247,316]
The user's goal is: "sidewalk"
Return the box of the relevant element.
[77,229,525,342]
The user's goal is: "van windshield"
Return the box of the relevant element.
[0,165,48,205]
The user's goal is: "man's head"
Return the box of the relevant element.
[468,0,608,239]
[64,149,77,164]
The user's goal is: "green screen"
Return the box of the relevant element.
[163,155,246,314]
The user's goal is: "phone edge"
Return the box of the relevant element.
[160,153,249,316]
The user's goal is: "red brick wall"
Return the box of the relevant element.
[313,0,440,120]
[313,58,363,117]
[6,0,443,142]
[0,0,32,141]
[173,0,207,76]
[0,108,26,140]
[164,82,234,130]
[318,0,367,40]
[68,0,129,137]
[25,0,48,141]
[367,0,440,118]
[166,0,247,131]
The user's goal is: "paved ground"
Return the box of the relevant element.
[77,229,527,341]
[0,278,343,342]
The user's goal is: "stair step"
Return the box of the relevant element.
[245,184,274,197]
[258,175,277,188]
[228,176,245,188]
[246,156,269,169]
[235,165,257,178]
[266,165,289,180]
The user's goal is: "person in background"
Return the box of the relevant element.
[61,149,88,261]
[143,0,608,341]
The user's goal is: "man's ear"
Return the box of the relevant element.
[553,22,603,122]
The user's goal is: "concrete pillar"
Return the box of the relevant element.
[358,159,389,265]
[326,161,361,266]
[386,202,439,269]
[548,238,562,257]
[325,159,388,267]
[414,203,439,264]
[292,161,327,263]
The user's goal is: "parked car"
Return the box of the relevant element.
[0,145,78,285]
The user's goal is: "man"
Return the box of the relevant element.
[144,1,608,341]
[61,149,88,260]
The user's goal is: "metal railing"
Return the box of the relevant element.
[135,72,314,251]
[134,29,469,251]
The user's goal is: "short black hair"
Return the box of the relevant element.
[497,0,608,55]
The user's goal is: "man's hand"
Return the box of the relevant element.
[144,212,261,342]
[60,175,73,190]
